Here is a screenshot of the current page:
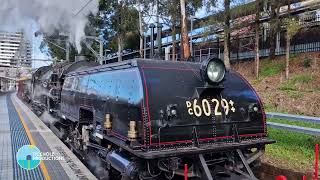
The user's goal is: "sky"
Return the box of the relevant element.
[31,21,52,68]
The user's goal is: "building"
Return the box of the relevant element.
[0,31,32,68]
[0,31,32,92]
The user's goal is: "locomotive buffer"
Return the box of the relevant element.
[0,92,97,180]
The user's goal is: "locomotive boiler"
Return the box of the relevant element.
[48,57,275,180]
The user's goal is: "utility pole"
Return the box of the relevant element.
[138,0,144,58]
[144,33,147,59]
[180,0,191,61]
[156,23,163,58]
[149,23,156,58]
[156,0,162,58]
[190,16,197,57]
[65,33,70,62]
[66,40,70,62]
[99,40,103,64]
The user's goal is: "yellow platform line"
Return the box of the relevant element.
[11,97,51,180]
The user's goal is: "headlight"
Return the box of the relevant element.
[201,58,226,84]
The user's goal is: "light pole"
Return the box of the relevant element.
[81,36,104,65]
[190,16,197,57]
[149,23,156,58]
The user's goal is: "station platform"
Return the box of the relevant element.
[0,93,97,180]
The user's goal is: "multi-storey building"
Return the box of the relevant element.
[0,31,32,91]
[0,31,32,68]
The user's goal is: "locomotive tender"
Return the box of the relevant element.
[20,57,275,179]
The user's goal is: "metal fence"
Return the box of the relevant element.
[229,41,320,61]
[191,41,320,62]
[106,40,320,63]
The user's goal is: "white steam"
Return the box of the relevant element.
[0,0,99,52]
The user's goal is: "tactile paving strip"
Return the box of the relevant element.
[6,95,44,180]
[0,95,14,180]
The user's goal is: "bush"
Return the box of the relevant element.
[290,53,298,61]
[303,56,312,68]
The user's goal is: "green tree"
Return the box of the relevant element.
[224,0,231,68]
[142,0,203,60]
[180,0,191,60]
[269,0,281,60]
[285,18,301,80]
[254,0,262,78]
[99,0,139,61]
[40,33,79,62]
[156,0,181,60]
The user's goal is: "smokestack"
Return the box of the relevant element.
[149,23,155,58]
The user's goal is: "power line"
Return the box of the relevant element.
[74,0,94,16]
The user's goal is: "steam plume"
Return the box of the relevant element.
[0,0,99,52]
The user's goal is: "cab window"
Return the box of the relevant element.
[63,77,74,89]
[72,77,79,90]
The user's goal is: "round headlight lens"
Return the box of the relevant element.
[207,61,225,83]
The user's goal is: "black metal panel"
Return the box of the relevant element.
[137,60,266,148]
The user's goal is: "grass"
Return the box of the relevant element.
[287,91,304,99]
[291,74,314,83]
[279,74,314,91]
[263,104,289,114]
[260,60,285,78]
[267,118,320,129]
[265,128,319,172]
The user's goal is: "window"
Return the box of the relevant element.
[76,75,89,93]
[72,77,79,90]
[63,77,74,89]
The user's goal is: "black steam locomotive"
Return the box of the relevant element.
[19,57,274,180]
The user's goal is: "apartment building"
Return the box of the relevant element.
[0,31,32,68]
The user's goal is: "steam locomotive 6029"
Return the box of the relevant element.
[19,57,275,180]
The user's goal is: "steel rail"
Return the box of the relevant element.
[267,122,320,136]
[266,112,320,124]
